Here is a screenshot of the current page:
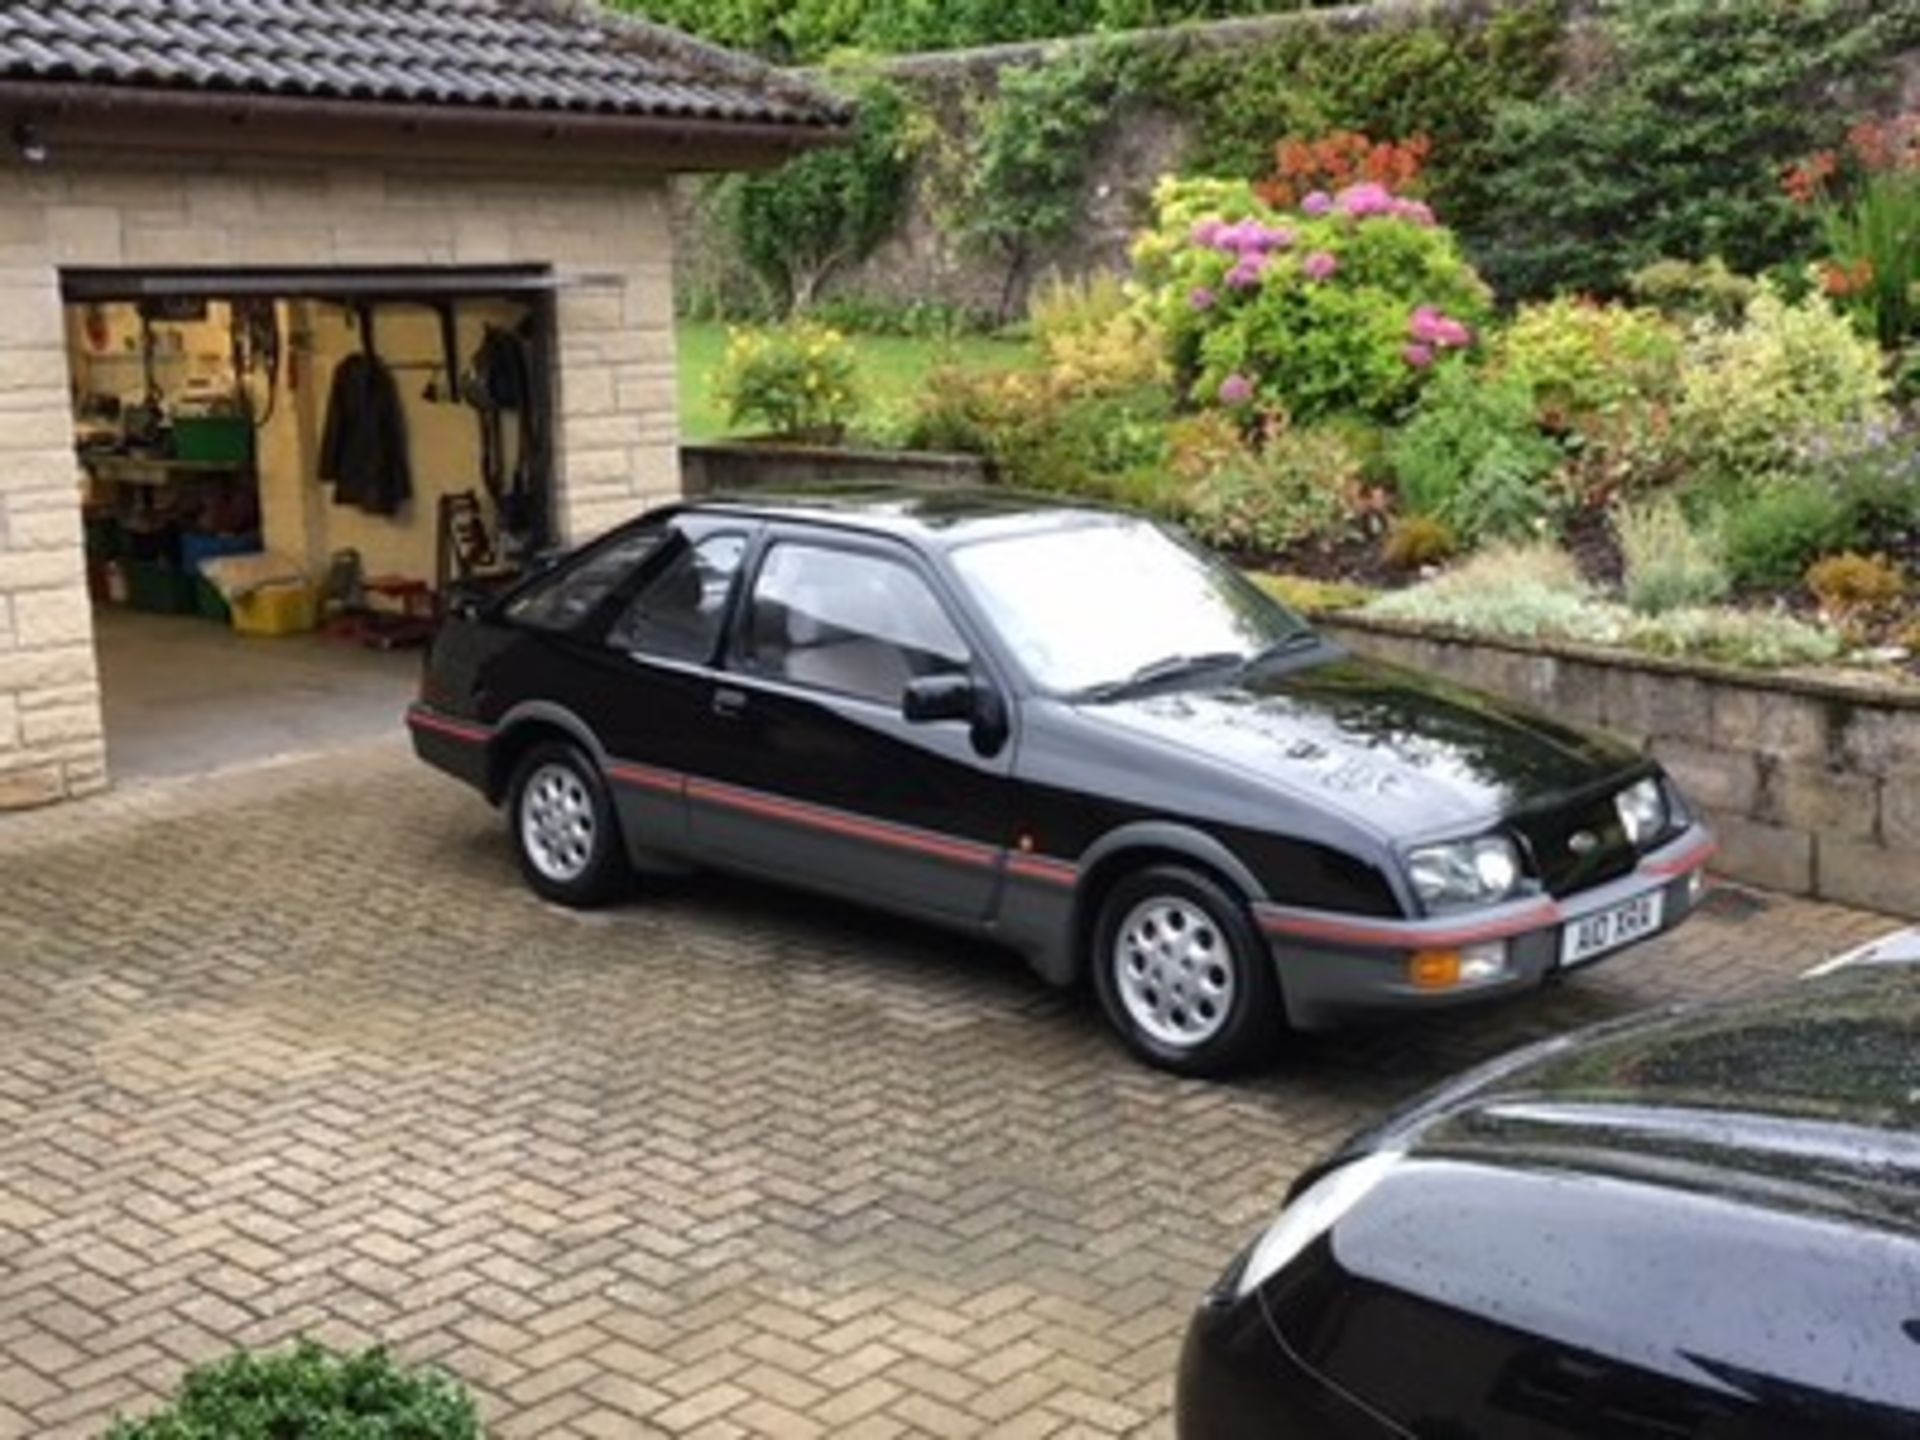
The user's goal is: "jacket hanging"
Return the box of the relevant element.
[319,306,412,516]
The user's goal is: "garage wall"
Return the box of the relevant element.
[0,156,683,811]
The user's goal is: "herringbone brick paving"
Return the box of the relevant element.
[0,742,1897,1438]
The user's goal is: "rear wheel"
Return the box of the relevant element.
[508,741,628,907]
[1092,865,1280,1077]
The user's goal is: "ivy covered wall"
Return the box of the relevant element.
[673,0,1920,322]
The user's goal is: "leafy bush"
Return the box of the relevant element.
[1471,0,1920,299]
[1257,130,1431,209]
[1716,478,1854,590]
[1622,608,1843,669]
[1248,572,1376,615]
[1807,552,1907,614]
[1133,176,1491,424]
[1629,257,1761,327]
[1388,364,1562,543]
[1182,425,1363,555]
[106,1343,480,1440]
[1789,113,1920,349]
[713,74,916,314]
[1367,543,1844,667]
[806,296,998,338]
[1673,286,1891,484]
[960,55,1115,318]
[714,322,861,439]
[1798,422,1920,551]
[1381,514,1457,571]
[1493,298,1684,428]
[1029,272,1167,394]
[1367,543,1611,641]
[1615,498,1729,616]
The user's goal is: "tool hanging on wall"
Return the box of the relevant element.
[231,298,281,427]
[462,321,544,561]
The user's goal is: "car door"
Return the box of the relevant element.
[686,528,1014,924]
[558,519,754,856]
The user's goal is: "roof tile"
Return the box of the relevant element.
[0,0,847,128]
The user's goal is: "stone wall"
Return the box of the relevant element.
[1323,615,1920,918]
[0,154,680,811]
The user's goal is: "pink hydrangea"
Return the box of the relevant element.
[1219,373,1255,406]
[1191,217,1226,248]
[1391,198,1437,227]
[1336,182,1396,219]
[1408,306,1474,349]
[1402,343,1435,369]
[1255,226,1296,252]
[1301,190,1334,217]
[1190,286,1217,312]
[1302,250,1339,283]
[1226,255,1268,289]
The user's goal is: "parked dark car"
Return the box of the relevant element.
[407,489,1714,1074]
[1177,958,1920,1436]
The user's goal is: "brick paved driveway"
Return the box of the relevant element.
[0,742,1898,1439]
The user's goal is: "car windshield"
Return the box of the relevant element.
[949,518,1313,696]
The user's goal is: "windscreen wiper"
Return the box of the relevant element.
[1079,651,1246,702]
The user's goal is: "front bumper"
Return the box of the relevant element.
[1253,824,1717,1030]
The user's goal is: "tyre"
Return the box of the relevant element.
[1091,864,1281,1077]
[507,741,629,907]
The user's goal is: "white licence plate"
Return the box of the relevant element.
[1561,891,1665,968]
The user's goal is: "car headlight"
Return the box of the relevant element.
[1236,1152,1400,1299]
[1406,835,1522,913]
[1615,777,1668,847]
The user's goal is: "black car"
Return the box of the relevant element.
[407,489,1714,1074]
[1177,959,1920,1437]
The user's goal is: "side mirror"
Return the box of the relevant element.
[904,673,1011,758]
[903,673,976,724]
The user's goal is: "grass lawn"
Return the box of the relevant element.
[676,320,1030,443]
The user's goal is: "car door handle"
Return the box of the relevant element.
[712,687,749,720]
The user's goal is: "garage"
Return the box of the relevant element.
[0,0,847,808]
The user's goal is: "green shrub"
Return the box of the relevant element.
[1182,425,1362,555]
[1366,543,1614,642]
[1365,544,1845,667]
[1381,513,1457,571]
[1388,364,1562,544]
[714,322,862,439]
[1673,285,1891,484]
[1615,498,1729,615]
[959,55,1116,319]
[1493,297,1684,426]
[1248,572,1376,615]
[1622,608,1843,669]
[713,74,917,314]
[1471,0,1920,299]
[1629,257,1761,327]
[1028,271,1168,394]
[1132,176,1492,424]
[106,1343,480,1440]
[1803,423,1920,551]
[1716,479,1854,590]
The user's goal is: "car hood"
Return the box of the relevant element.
[1076,653,1641,837]
[1352,964,1920,1233]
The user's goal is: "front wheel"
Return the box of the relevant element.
[508,741,629,907]
[1092,865,1281,1077]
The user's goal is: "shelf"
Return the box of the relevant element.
[81,454,250,488]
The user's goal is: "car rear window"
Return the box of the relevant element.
[506,529,661,632]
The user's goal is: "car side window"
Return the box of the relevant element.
[506,528,661,632]
[606,532,748,663]
[743,543,971,705]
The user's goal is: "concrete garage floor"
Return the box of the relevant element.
[95,608,421,784]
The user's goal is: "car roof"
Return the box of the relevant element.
[678,485,1138,549]
[1364,965,1920,1235]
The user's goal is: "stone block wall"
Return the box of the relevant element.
[1322,615,1920,919]
[0,155,681,811]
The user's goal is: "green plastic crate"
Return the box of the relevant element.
[172,416,251,465]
